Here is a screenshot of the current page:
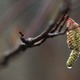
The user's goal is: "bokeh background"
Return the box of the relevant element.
[0,0,80,80]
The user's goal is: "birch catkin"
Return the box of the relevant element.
[66,18,80,69]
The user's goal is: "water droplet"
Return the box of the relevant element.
[67,66,72,69]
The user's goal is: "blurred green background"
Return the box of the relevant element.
[0,0,80,80]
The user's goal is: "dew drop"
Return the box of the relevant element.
[67,66,72,69]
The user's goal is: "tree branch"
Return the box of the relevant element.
[0,2,71,67]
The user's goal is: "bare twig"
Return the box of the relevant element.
[48,28,68,38]
[0,2,71,67]
[58,14,69,32]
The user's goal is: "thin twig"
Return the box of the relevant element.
[58,14,69,32]
[48,28,68,38]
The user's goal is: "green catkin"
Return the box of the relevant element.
[75,28,80,51]
[66,27,80,68]
[66,50,79,67]
[67,30,76,50]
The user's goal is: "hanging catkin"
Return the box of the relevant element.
[66,18,80,69]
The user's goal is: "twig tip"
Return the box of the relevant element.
[19,30,24,37]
